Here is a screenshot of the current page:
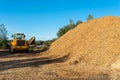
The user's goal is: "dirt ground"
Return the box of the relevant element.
[0,50,114,80]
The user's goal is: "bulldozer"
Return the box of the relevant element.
[9,33,35,54]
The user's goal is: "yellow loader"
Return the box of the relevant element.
[9,33,35,54]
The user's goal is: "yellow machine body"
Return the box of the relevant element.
[9,33,29,53]
[11,39,29,51]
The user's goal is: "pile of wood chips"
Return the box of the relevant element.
[48,16,120,68]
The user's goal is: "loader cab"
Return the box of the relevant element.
[12,33,25,40]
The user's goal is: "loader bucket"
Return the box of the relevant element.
[29,36,35,45]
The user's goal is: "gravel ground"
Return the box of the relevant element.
[0,50,117,80]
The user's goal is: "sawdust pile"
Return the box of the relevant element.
[47,16,120,68]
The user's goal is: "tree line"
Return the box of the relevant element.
[38,14,94,47]
[0,14,94,49]
[0,24,8,49]
[57,14,93,38]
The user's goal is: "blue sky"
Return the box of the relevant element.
[0,0,120,40]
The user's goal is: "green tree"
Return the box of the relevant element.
[57,19,83,38]
[0,24,7,39]
[86,14,94,21]
[57,24,75,38]
[76,20,82,26]
[0,24,8,49]
[57,19,76,37]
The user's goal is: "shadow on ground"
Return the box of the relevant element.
[0,50,10,57]
[0,54,69,71]
[0,48,48,58]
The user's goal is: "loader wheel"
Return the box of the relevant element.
[25,49,29,53]
[10,46,15,54]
